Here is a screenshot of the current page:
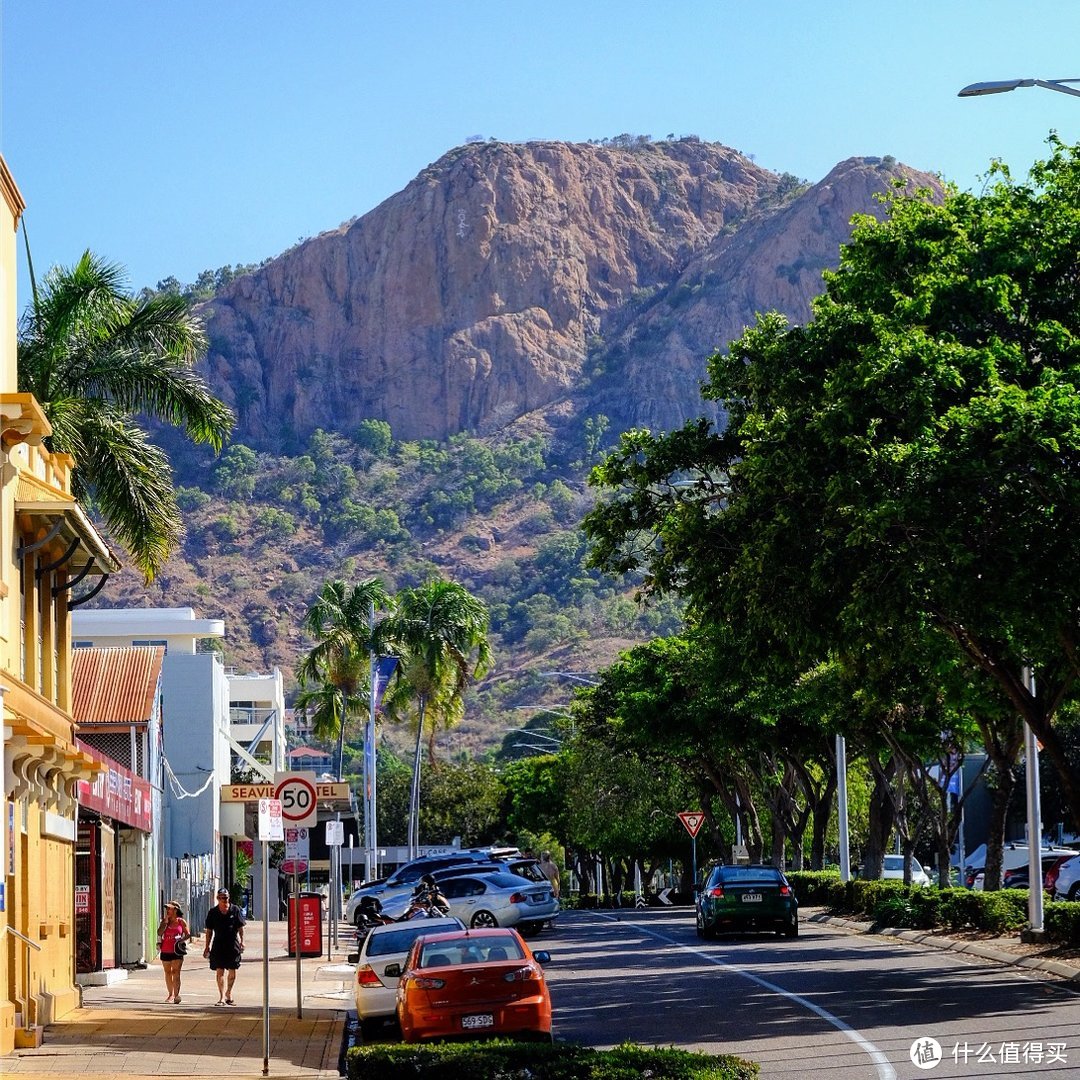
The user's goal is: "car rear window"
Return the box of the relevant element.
[480,872,540,889]
[366,920,462,957]
[419,935,524,966]
[717,867,783,884]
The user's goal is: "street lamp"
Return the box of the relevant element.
[956,78,1059,935]
[958,78,1080,100]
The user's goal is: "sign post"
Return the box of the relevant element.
[678,811,705,888]
[275,772,316,1018]
[257,799,283,1077]
[325,818,344,953]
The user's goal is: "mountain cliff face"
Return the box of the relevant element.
[201,140,939,450]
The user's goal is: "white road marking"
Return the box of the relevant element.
[593,913,896,1080]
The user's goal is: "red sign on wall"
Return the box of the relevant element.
[76,742,152,832]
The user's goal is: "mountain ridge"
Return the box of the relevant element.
[100,139,941,753]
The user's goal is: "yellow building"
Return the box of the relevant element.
[0,155,119,1052]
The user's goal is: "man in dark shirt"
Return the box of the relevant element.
[203,887,246,1005]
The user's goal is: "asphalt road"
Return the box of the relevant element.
[541,908,1079,1080]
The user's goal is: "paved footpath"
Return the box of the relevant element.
[3,919,356,1079]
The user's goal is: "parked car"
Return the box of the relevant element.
[1051,854,1080,901]
[396,927,552,1043]
[963,843,1074,889]
[695,864,799,939]
[969,850,1075,891]
[1045,854,1075,897]
[881,855,931,886]
[380,870,559,932]
[351,915,464,1037]
[346,851,495,925]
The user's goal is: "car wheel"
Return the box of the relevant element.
[471,909,499,928]
[1068,883,1080,902]
[518,920,542,937]
[358,1016,384,1041]
[785,921,799,938]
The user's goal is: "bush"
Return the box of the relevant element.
[851,879,907,915]
[786,870,840,905]
[826,880,1041,936]
[971,889,1029,933]
[1045,901,1080,946]
[347,1040,759,1080]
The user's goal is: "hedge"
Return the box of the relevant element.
[347,1041,759,1080]
[1045,901,1080,946]
[785,870,840,905]
[788,870,1080,946]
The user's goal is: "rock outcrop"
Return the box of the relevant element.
[200,140,939,449]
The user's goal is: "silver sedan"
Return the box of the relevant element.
[381,871,559,932]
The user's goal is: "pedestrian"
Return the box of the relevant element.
[156,901,190,1003]
[539,851,561,899]
[203,887,246,1005]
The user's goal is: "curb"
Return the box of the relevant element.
[808,911,1080,984]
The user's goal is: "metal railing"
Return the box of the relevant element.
[1,925,42,1028]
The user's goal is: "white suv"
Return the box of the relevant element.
[1051,853,1080,901]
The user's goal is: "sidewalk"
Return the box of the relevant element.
[3,918,357,1079]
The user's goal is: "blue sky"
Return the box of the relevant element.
[3,2,1080,299]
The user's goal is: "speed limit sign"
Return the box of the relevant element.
[273,771,318,827]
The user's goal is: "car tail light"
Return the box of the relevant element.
[356,965,381,988]
[504,965,541,983]
[779,885,792,896]
[509,892,527,904]
[409,975,445,989]
[708,886,724,899]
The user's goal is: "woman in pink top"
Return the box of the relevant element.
[157,901,191,1003]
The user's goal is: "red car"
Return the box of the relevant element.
[395,927,552,1043]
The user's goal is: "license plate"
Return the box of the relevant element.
[461,1013,494,1030]
[741,893,763,903]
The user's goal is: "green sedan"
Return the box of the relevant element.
[695,864,799,939]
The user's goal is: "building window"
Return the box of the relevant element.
[132,639,168,653]
[73,641,93,649]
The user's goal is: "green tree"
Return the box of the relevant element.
[422,761,506,846]
[295,577,392,779]
[18,250,234,579]
[587,141,1080,832]
[379,577,492,854]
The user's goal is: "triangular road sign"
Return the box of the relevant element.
[678,811,705,838]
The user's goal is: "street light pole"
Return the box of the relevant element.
[958,76,1065,936]
[959,77,1080,100]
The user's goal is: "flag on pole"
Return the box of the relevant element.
[373,656,398,712]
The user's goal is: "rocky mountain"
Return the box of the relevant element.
[103,138,941,755]
[199,139,939,450]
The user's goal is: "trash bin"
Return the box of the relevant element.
[287,892,323,957]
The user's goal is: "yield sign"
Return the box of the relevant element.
[678,811,705,838]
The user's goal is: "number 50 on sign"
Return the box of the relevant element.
[274,771,318,827]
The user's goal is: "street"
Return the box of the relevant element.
[541,909,1079,1079]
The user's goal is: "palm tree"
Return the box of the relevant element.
[296,578,392,780]
[17,250,234,580]
[378,578,492,855]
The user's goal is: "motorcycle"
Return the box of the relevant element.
[397,884,451,921]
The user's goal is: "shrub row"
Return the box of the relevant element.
[348,1041,759,1080]
[787,869,1080,945]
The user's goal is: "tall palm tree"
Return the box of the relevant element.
[17,250,234,580]
[296,577,392,780]
[378,578,492,855]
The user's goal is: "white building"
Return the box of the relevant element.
[71,608,286,921]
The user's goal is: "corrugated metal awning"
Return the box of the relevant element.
[72,647,165,726]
